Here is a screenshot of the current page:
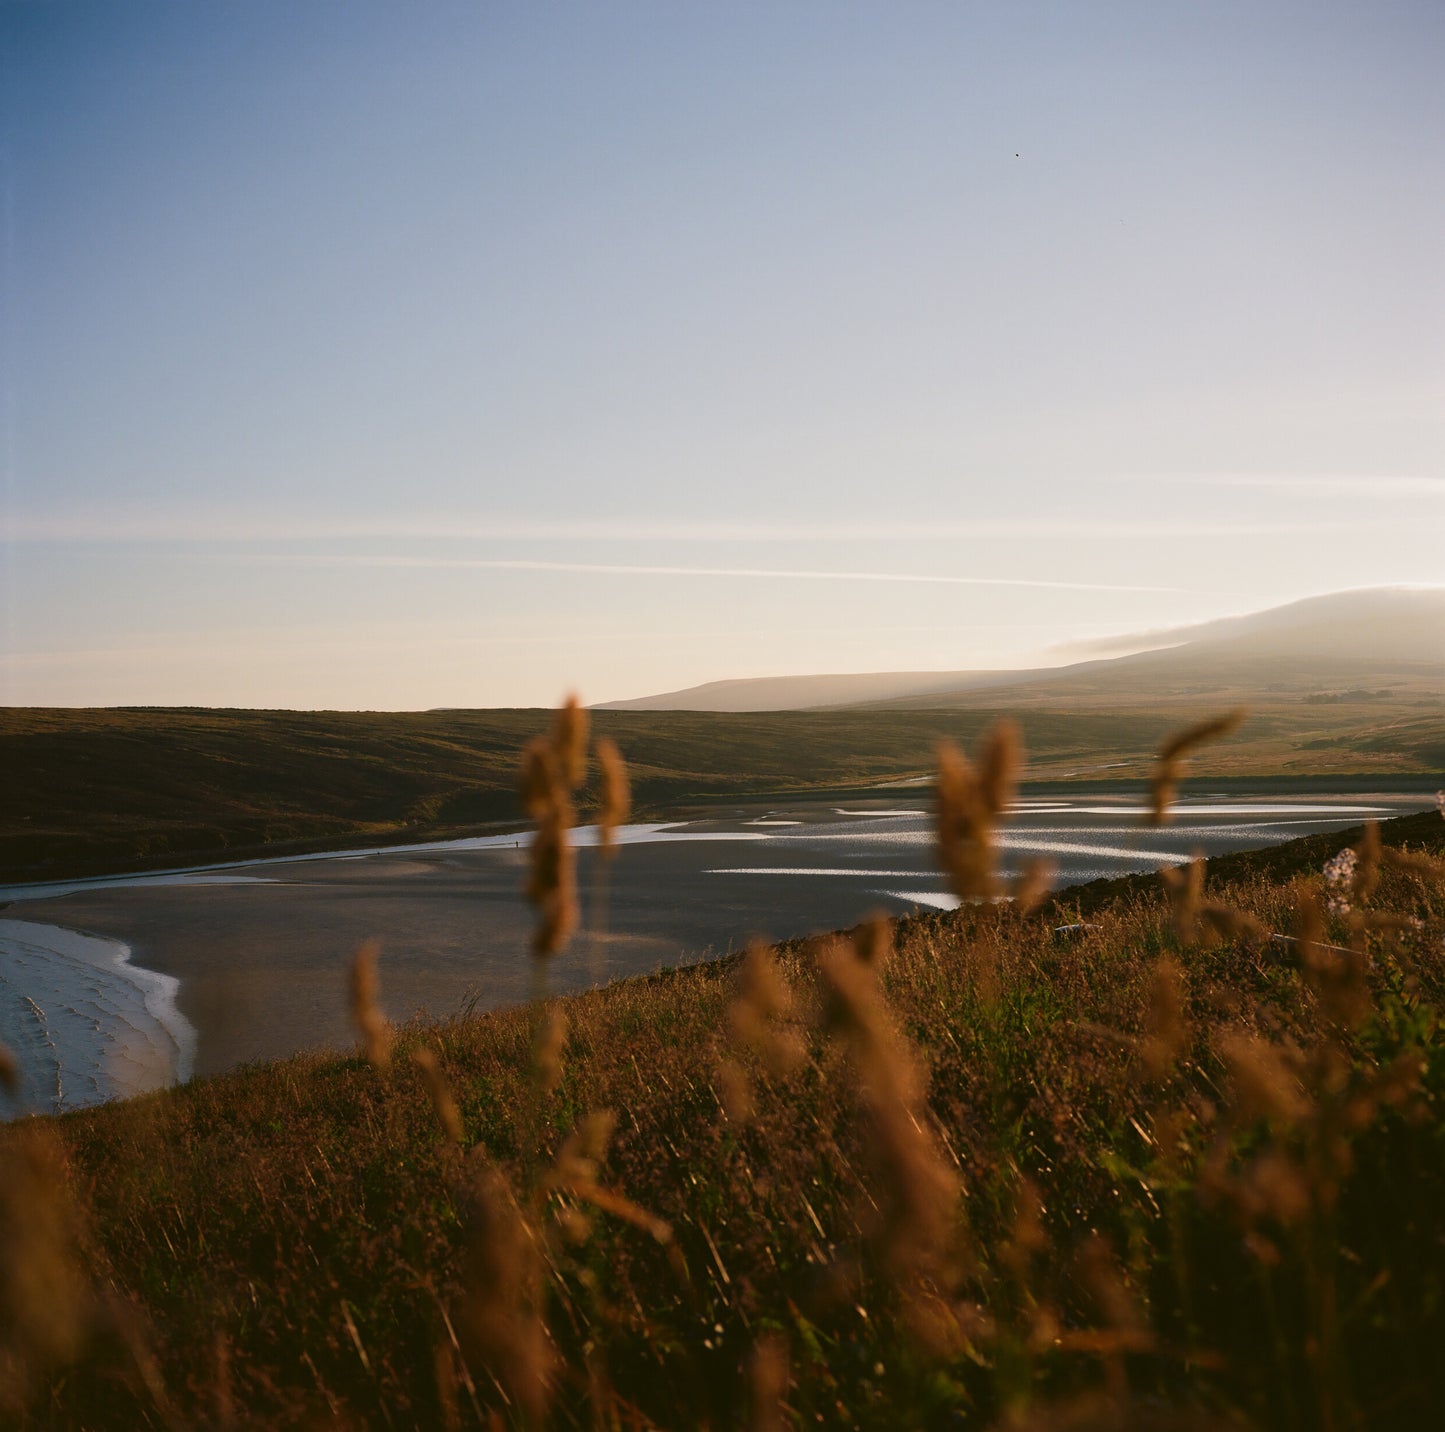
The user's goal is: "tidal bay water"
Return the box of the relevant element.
[0,790,1430,1112]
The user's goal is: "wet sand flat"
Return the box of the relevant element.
[9,833,883,1078]
[4,792,1429,1086]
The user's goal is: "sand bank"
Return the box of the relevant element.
[0,919,196,1116]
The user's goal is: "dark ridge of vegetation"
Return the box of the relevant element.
[1057,808,1445,918]
[2,703,1439,883]
[3,807,1443,1428]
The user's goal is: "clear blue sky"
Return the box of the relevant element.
[2,1,1441,707]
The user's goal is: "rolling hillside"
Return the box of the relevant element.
[601,587,1445,712]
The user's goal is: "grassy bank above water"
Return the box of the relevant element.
[3,808,1444,1427]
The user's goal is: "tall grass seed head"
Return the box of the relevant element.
[552,693,589,791]
[349,939,392,1070]
[411,1046,464,1147]
[595,735,631,855]
[533,1004,569,1095]
[1148,708,1245,825]
[0,1042,18,1099]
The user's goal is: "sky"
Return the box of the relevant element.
[1,1,1441,709]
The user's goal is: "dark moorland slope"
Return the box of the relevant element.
[1,706,1160,880]
[3,697,1439,883]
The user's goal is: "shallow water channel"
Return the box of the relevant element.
[0,790,1430,1112]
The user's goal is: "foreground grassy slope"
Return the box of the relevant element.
[4,810,1444,1427]
[2,702,1438,882]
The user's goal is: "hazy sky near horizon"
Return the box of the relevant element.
[2,2,1442,708]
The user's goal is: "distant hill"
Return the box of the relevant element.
[599,588,1445,712]
[866,587,1444,712]
[1038,585,1445,667]
[596,668,1028,712]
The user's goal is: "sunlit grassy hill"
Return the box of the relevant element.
[4,809,1443,1427]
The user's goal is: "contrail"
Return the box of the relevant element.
[250,553,1181,594]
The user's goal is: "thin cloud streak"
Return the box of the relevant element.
[1157,474,1445,497]
[240,553,1183,595]
[0,509,1425,545]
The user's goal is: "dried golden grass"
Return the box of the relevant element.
[455,1164,555,1425]
[1161,856,1204,945]
[817,927,964,1300]
[531,1005,568,1097]
[595,735,631,857]
[521,790,577,961]
[744,1331,790,1432]
[1351,817,1382,904]
[551,694,589,792]
[719,941,806,1123]
[1138,956,1188,1082]
[936,718,1021,901]
[411,1046,464,1149]
[349,938,391,1070]
[519,694,597,958]
[1148,708,1246,825]
[0,1041,18,1100]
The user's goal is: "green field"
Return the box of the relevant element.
[4,808,1443,1427]
[3,697,1440,882]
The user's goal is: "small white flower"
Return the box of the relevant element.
[1322,847,1357,917]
